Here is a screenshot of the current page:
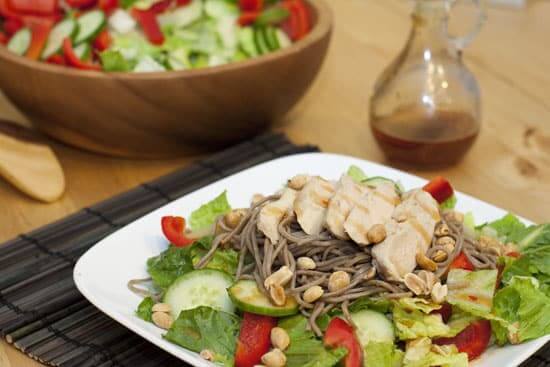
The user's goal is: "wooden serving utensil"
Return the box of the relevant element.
[0,120,65,203]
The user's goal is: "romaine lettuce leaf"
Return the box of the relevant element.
[392,300,450,340]
[147,246,194,290]
[189,191,231,231]
[517,223,550,250]
[189,236,238,276]
[446,269,498,317]
[492,276,550,345]
[397,298,442,314]
[440,195,457,210]
[136,296,154,322]
[403,338,468,367]
[164,306,240,367]
[364,341,404,367]
[446,309,478,337]
[100,50,133,72]
[485,213,528,243]
[349,297,392,314]
[278,315,347,367]
[347,165,368,183]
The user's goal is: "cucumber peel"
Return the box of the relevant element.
[228,280,299,317]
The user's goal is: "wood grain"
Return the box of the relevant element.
[1,0,550,366]
[0,0,332,158]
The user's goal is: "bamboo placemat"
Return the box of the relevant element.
[0,133,548,367]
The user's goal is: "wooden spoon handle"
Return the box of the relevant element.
[0,120,65,203]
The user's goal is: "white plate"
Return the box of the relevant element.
[74,153,549,367]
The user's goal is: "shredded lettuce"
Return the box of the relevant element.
[346,165,368,183]
[439,195,457,210]
[100,50,133,72]
[403,338,468,367]
[485,213,529,243]
[492,276,550,345]
[189,236,238,276]
[278,315,347,367]
[189,191,231,231]
[446,269,498,317]
[147,245,194,290]
[392,299,450,340]
[349,297,392,314]
[164,306,240,367]
[136,297,154,322]
[364,341,404,367]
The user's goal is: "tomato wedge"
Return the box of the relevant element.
[63,38,102,70]
[92,29,112,51]
[0,31,7,44]
[324,317,362,367]
[98,0,118,14]
[238,11,259,26]
[161,216,194,247]
[3,17,23,35]
[131,7,164,45]
[150,0,172,13]
[176,0,191,5]
[235,312,277,367]
[7,0,58,15]
[280,0,310,41]
[434,320,491,360]
[239,0,262,12]
[46,54,66,65]
[449,252,474,271]
[66,0,96,8]
[423,176,454,204]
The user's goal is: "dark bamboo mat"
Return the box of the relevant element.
[0,132,548,367]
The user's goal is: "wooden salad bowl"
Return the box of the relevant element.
[0,0,332,158]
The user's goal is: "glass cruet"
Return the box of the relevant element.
[370,0,486,167]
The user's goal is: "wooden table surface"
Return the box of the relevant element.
[2,0,550,365]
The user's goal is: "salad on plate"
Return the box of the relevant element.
[0,0,309,72]
[129,167,550,367]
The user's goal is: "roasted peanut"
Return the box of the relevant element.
[265,266,293,289]
[270,284,287,306]
[436,236,456,248]
[328,271,350,292]
[200,349,214,361]
[404,272,427,296]
[416,252,438,272]
[252,193,266,205]
[297,257,316,270]
[261,349,286,367]
[288,175,309,190]
[432,249,448,263]
[152,312,173,330]
[431,282,448,304]
[416,270,436,291]
[224,209,246,228]
[271,327,290,351]
[434,223,450,237]
[367,224,387,244]
[151,303,171,313]
[364,267,377,280]
[303,285,324,303]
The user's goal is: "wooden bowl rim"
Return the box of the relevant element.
[0,0,332,80]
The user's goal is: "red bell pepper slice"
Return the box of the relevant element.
[423,176,454,204]
[430,302,452,323]
[234,313,277,367]
[0,31,7,45]
[25,18,53,60]
[46,54,66,65]
[98,0,118,14]
[131,7,164,45]
[176,0,191,6]
[324,317,362,367]
[239,0,262,12]
[291,0,309,39]
[449,252,475,271]
[92,29,112,51]
[150,0,172,13]
[7,0,58,15]
[280,1,298,40]
[66,0,97,9]
[434,320,491,360]
[0,0,19,18]
[237,11,259,26]
[3,17,23,36]
[160,216,194,247]
[62,37,102,70]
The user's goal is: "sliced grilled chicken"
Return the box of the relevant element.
[372,221,420,281]
[372,189,440,281]
[343,181,400,245]
[258,188,298,243]
[294,177,336,235]
[325,175,370,239]
[392,189,440,253]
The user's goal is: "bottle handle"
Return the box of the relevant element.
[446,0,487,50]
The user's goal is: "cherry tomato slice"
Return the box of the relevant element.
[235,313,277,367]
[161,216,194,247]
[324,317,362,367]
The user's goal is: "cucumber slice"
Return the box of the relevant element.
[350,310,395,347]
[275,28,291,49]
[75,10,106,44]
[362,176,402,193]
[264,26,279,51]
[228,280,299,317]
[133,55,166,72]
[158,0,203,29]
[108,9,136,34]
[164,269,235,319]
[167,49,189,70]
[74,43,91,60]
[42,18,78,60]
[238,27,258,57]
[7,28,31,56]
[204,0,238,19]
[253,27,270,55]
[216,16,238,50]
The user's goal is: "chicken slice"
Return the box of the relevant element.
[372,221,421,281]
[344,182,400,245]
[392,189,440,253]
[258,188,298,243]
[325,175,371,239]
[294,177,336,235]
